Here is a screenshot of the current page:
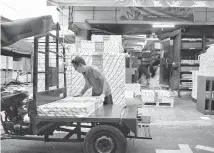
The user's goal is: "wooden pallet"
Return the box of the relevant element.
[143,102,174,107]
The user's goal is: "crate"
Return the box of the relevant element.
[197,76,214,115]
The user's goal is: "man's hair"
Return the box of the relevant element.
[71,56,86,66]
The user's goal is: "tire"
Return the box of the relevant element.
[83,125,127,153]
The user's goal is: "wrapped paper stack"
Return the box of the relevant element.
[37,96,102,118]
[198,45,214,76]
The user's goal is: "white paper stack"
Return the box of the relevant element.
[192,71,199,99]
[37,73,45,92]
[91,35,123,53]
[8,56,13,69]
[81,40,95,50]
[92,55,103,71]
[125,83,141,96]
[38,54,45,72]
[198,46,214,76]
[104,41,120,53]
[59,73,65,88]
[91,35,105,42]
[37,97,102,118]
[1,55,7,69]
[156,90,175,105]
[103,54,125,105]
[141,90,155,103]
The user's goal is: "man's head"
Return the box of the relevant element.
[71,56,86,73]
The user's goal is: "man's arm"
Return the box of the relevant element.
[92,68,108,95]
[80,77,91,95]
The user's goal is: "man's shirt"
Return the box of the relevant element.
[82,66,111,96]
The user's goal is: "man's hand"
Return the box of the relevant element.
[73,93,82,97]
[100,94,105,102]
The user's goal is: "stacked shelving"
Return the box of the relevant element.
[179,39,203,91]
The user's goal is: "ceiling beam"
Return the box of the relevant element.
[87,20,214,25]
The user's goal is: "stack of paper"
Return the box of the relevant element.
[103,54,125,105]
[141,90,155,103]
[37,97,102,118]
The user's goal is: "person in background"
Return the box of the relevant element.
[71,56,113,105]
[137,64,150,87]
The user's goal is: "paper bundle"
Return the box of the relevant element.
[141,90,155,103]
[81,40,95,50]
[103,54,125,105]
[37,97,102,118]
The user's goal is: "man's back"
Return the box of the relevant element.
[83,66,111,96]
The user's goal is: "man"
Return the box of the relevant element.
[137,63,150,87]
[71,56,113,105]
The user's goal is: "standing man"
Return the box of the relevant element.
[71,56,113,105]
[137,63,150,87]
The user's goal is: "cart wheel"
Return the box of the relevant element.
[83,125,127,153]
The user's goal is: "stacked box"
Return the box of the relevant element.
[81,40,95,50]
[59,73,65,88]
[8,56,13,70]
[1,70,6,85]
[38,53,45,72]
[1,55,7,69]
[125,83,141,96]
[1,55,13,69]
[27,73,32,82]
[37,73,45,92]
[37,97,102,118]
[192,71,199,99]
[92,55,103,71]
[12,71,18,80]
[69,54,92,97]
[198,48,214,76]
[91,35,123,53]
[156,90,175,105]
[95,42,104,52]
[103,54,126,105]
[104,41,120,53]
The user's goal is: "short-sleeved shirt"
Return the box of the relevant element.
[82,66,111,96]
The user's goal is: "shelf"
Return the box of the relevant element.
[1,69,13,71]
[181,48,202,51]
[180,71,193,74]
[180,87,192,91]
[181,63,199,66]
[180,79,192,82]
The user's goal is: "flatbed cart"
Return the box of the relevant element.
[1,17,152,153]
[2,103,152,153]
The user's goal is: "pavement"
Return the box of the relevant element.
[1,96,214,153]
